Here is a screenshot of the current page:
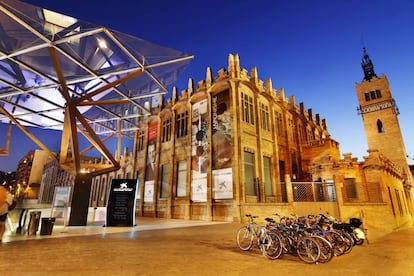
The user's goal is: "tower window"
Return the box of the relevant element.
[377,119,384,133]
[364,90,382,102]
[370,91,377,100]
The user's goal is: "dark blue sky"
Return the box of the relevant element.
[1,0,414,171]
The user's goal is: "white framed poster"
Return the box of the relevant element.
[51,186,72,226]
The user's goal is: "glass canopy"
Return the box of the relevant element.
[0,0,194,137]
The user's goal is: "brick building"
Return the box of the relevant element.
[89,53,413,239]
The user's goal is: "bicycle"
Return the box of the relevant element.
[292,215,334,263]
[311,214,351,256]
[236,214,283,260]
[270,214,321,264]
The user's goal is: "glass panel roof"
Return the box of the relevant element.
[0,0,193,137]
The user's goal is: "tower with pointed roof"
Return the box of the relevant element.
[355,48,412,186]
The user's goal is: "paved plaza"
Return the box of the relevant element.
[1,217,414,275]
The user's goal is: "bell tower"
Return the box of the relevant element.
[355,48,412,185]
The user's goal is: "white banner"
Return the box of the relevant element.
[213,168,233,199]
[144,180,154,203]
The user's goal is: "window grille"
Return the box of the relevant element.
[292,182,336,202]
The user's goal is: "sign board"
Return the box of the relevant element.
[106,179,138,227]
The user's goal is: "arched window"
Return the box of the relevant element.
[377,119,384,133]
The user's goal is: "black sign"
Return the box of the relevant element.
[106,179,137,227]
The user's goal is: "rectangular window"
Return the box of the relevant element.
[160,164,170,198]
[137,130,145,151]
[176,111,188,138]
[299,124,306,144]
[395,189,404,215]
[291,152,298,180]
[244,151,256,196]
[93,179,100,202]
[260,103,270,131]
[162,118,171,143]
[275,111,283,137]
[249,97,254,124]
[307,128,314,143]
[176,160,187,197]
[388,187,396,216]
[242,94,248,122]
[364,92,370,102]
[288,119,294,142]
[375,89,382,99]
[324,180,337,201]
[279,160,285,182]
[263,156,273,196]
[241,93,254,125]
[370,90,376,100]
[344,178,357,199]
[100,177,106,202]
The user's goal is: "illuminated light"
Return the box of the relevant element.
[79,169,88,174]
[98,40,107,49]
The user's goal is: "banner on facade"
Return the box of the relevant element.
[213,168,233,199]
[145,122,158,182]
[191,172,207,202]
[106,179,138,227]
[191,99,208,202]
[144,122,158,203]
[144,180,154,202]
[211,90,233,199]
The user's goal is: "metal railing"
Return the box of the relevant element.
[292,182,336,202]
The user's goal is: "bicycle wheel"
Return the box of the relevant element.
[355,238,364,245]
[261,232,283,260]
[325,230,346,256]
[339,231,354,254]
[236,226,254,251]
[353,231,365,245]
[296,236,321,264]
[312,236,334,263]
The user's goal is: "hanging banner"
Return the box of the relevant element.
[145,122,158,182]
[212,168,233,199]
[144,181,154,203]
[144,122,158,202]
[211,90,233,199]
[191,99,208,202]
[106,179,138,227]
